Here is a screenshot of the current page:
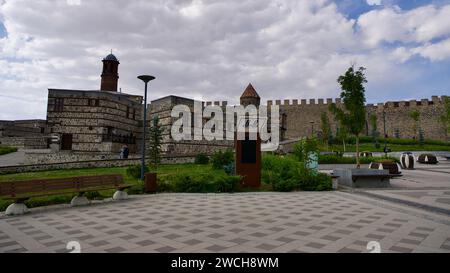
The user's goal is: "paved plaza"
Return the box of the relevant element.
[0,158,449,253]
[0,191,449,253]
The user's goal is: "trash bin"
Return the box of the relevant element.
[144,173,157,193]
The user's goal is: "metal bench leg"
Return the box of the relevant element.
[71,192,90,207]
[113,190,128,201]
[5,200,29,216]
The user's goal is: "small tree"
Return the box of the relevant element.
[329,66,367,168]
[409,110,420,141]
[440,97,450,137]
[320,112,332,151]
[293,137,319,170]
[148,116,163,169]
[335,126,348,153]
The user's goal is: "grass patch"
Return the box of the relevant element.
[0,164,235,211]
[0,146,18,156]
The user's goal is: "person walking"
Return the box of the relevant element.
[123,145,129,159]
[119,146,124,159]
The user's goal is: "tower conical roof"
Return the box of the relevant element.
[241,83,260,98]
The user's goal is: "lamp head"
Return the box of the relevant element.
[137,75,155,83]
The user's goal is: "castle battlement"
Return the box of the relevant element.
[267,95,448,109]
[203,101,228,107]
[267,98,342,106]
[366,95,448,110]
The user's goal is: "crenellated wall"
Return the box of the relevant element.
[269,98,341,140]
[269,95,449,141]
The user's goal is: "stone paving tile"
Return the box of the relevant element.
[1,192,450,253]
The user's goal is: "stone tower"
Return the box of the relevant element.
[100,53,120,92]
[240,83,261,107]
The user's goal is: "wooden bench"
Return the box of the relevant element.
[0,174,131,216]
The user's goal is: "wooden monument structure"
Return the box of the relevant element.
[235,84,262,188]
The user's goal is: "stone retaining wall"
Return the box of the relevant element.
[0,155,195,175]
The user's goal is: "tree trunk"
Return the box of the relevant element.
[342,139,346,153]
[356,135,360,169]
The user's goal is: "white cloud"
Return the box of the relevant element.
[357,5,450,47]
[0,0,449,120]
[366,0,382,6]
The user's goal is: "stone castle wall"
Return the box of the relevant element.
[268,95,449,141]
[47,89,143,153]
[148,96,233,157]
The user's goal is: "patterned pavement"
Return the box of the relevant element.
[1,192,449,253]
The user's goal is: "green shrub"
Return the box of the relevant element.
[169,172,241,193]
[298,172,332,191]
[211,149,234,169]
[215,175,241,193]
[262,154,331,192]
[223,163,235,175]
[126,164,149,179]
[156,179,175,192]
[127,183,145,195]
[85,191,102,199]
[0,146,18,156]
[194,153,210,164]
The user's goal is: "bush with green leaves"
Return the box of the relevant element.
[262,154,331,192]
[194,153,210,164]
[298,172,332,191]
[171,172,241,193]
[0,146,18,156]
[318,154,399,164]
[126,164,149,179]
[223,163,235,175]
[211,149,234,169]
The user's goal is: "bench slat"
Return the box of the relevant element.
[0,174,126,199]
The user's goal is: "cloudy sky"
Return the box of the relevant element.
[1,0,450,120]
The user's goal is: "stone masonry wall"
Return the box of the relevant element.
[148,96,233,157]
[268,95,449,141]
[47,89,143,153]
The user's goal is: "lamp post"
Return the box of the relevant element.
[137,75,155,181]
[383,110,388,157]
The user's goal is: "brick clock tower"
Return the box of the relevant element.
[100,53,119,92]
[235,83,262,188]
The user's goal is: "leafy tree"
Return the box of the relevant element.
[419,129,425,146]
[293,137,319,169]
[335,126,349,152]
[148,116,164,169]
[409,110,420,141]
[440,97,450,137]
[329,66,367,168]
[320,112,332,151]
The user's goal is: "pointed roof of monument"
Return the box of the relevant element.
[241,83,260,98]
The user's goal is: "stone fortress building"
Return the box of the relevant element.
[0,53,448,165]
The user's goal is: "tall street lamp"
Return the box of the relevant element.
[138,75,155,181]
